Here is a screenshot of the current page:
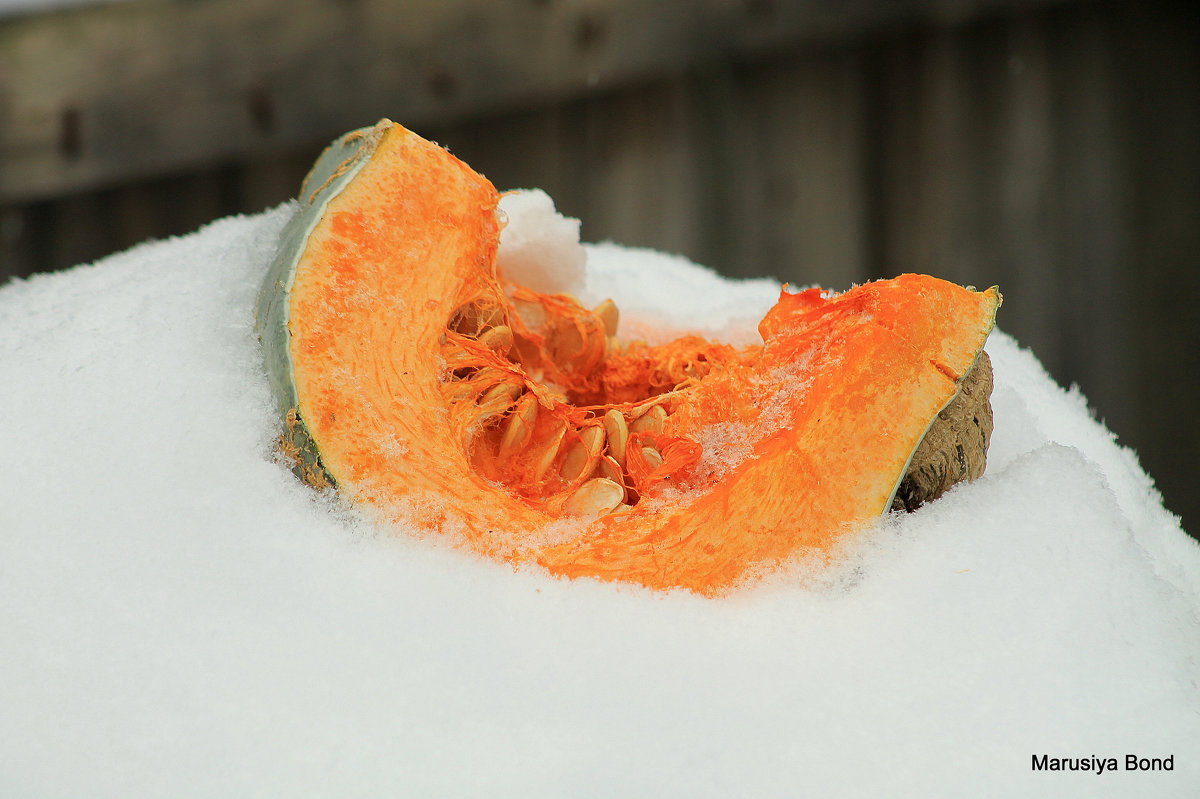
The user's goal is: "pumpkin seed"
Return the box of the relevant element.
[441,347,476,370]
[442,379,478,405]
[499,393,537,458]
[478,325,513,354]
[476,382,522,422]
[595,455,627,501]
[482,381,523,404]
[563,477,625,517]
[602,409,629,465]
[530,420,568,481]
[551,318,585,361]
[560,425,606,483]
[512,299,546,331]
[630,404,667,436]
[593,298,619,337]
[640,446,664,471]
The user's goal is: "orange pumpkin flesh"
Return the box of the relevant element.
[257,120,1000,595]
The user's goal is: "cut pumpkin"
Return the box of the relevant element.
[256,120,1001,595]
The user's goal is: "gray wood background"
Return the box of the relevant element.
[2,0,1196,536]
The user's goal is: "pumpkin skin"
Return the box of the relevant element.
[256,120,1001,595]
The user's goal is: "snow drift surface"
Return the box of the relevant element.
[1,204,1198,798]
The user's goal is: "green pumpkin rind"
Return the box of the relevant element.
[255,120,392,487]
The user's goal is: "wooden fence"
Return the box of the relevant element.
[2,0,1197,533]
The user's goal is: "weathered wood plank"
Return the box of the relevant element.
[0,0,1087,204]
[860,2,1197,531]
[872,13,1070,374]
[1049,3,1134,426]
[1112,0,1200,533]
[432,53,870,288]
[719,48,869,285]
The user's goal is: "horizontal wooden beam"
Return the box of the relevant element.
[0,0,1081,203]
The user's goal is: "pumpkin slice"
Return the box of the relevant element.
[256,120,1001,595]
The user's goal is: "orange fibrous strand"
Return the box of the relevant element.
[438,274,751,512]
[625,432,704,491]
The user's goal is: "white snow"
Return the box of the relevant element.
[497,189,587,296]
[1,201,1198,797]
[580,241,782,346]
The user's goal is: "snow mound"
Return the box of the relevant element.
[1,203,1197,797]
[496,189,587,296]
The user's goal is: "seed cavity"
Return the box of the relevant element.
[438,290,700,513]
[449,300,504,336]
